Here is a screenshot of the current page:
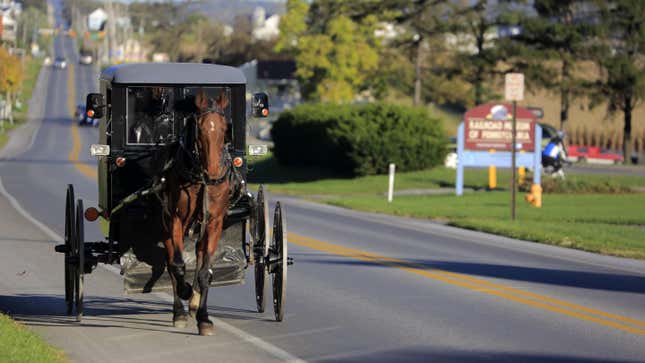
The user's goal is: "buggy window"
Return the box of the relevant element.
[127,87,176,145]
[126,86,232,145]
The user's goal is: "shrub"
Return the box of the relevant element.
[519,177,634,194]
[271,103,447,176]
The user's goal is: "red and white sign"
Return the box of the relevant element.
[463,103,536,151]
[505,73,524,101]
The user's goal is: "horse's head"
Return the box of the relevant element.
[194,89,229,178]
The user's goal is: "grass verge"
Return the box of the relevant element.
[0,313,67,363]
[325,193,645,259]
[0,58,43,150]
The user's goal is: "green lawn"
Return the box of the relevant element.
[248,155,645,259]
[325,192,645,259]
[0,314,67,363]
[248,155,645,197]
[0,58,43,150]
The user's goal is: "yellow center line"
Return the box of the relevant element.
[64,61,645,338]
[67,62,98,180]
[288,233,645,336]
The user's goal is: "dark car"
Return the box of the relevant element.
[75,104,98,126]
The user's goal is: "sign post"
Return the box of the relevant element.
[505,73,524,220]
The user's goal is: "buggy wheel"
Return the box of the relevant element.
[254,185,269,313]
[74,199,85,322]
[64,185,75,316]
[270,202,287,322]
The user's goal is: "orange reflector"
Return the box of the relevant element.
[86,109,95,118]
[115,157,126,167]
[261,108,269,117]
[233,157,244,168]
[85,207,99,221]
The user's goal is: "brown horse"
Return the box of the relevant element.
[163,89,230,336]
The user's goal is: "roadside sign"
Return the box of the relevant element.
[505,73,524,101]
[463,103,535,151]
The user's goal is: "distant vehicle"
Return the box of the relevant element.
[53,57,67,69]
[75,105,98,127]
[567,145,624,164]
[539,123,558,148]
[43,56,52,66]
[542,131,568,178]
[79,54,93,65]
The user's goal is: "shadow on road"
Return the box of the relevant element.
[294,253,645,294]
[317,348,642,363]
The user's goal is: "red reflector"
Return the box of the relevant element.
[86,109,95,118]
[85,207,99,221]
[115,157,126,167]
[261,108,269,117]
[233,157,244,168]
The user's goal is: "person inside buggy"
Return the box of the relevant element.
[126,86,232,146]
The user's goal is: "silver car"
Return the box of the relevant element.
[54,57,67,69]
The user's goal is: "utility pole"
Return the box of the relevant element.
[106,0,117,64]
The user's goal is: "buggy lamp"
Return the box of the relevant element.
[248,144,268,156]
[115,157,126,168]
[84,207,100,221]
[261,108,269,117]
[86,109,95,118]
[90,144,110,157]
[233,157,244,168]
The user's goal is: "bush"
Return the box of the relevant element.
[519,177,634,194]
[271,103,447,176]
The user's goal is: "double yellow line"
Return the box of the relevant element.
[288,233,645,336]
[67,62,97,180]
[64,60,645,337]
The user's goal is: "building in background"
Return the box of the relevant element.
[240,59,300,114]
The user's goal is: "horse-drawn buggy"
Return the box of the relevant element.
[55,63,290,335]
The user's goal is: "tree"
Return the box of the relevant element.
[296,16,379,102]
[504,0,600,130]
[591,0,644,163]
[276,1,379,102]
[274,0,309,56]
[0,48,23,124]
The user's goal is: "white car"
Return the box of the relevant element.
[53,57,67,69]
[43,56,52,66]
[79,54,93,65]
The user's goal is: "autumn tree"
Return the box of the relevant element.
[0,48,24,124]
[277,0,379,102]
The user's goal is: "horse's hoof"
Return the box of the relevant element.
[173,313,189,328]
[198,321,214,336]
[189,290,200,317]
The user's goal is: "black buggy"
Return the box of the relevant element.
[55,63,290,322]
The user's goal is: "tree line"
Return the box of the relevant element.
[276,0,643,163]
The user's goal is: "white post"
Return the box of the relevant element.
[387,163,396,203]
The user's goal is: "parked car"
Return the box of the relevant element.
[53,57,67,69]
[567,145,624,164]
[75,105,98,127]
[79,53,93,65]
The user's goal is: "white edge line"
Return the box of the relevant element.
[0,175,306,363]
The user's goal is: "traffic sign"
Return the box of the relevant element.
[505,73,524,101]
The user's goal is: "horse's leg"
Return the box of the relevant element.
[188,237,204,317]
[164,214,190,327]
[195,214,224,336]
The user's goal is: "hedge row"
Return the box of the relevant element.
[271,103,447,176]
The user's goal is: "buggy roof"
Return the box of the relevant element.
[100,63,246,85]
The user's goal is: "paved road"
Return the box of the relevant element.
[1,2,645,362]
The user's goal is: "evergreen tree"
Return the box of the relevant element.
[504,0,599,130]
[591,0,644,163]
